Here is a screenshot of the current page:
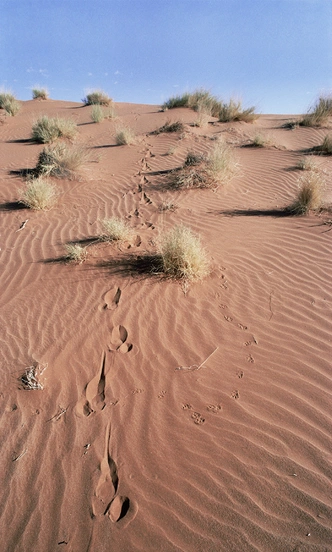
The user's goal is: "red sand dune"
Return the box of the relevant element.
[0,99,331,552]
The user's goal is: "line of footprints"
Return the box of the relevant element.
[76,284,137,525]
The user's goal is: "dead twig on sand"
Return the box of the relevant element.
[13,449,27,462]
[175,347,219,371]
[47,406,68,422]
[19,363,47,390]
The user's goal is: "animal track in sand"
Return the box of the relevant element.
[247,354,255,363]
[102,286,121,310]
[92,424,137,525]
[108,325,133,353]
[191,412,205,425]
[237,370,244,379]
[76,352,107,417]
[206,404,222,414]
[158,390,167,399]
[231,390,240,400]
[182,403,193,410]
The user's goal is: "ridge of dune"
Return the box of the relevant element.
[0,100,331,552]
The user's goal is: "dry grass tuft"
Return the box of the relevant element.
[0,91,21,116]
[19,363,47,390]
[19,177,59,210]
[173,140,238,190]
[36,141,90,178]
[100,216,134,242]
[162,89,221,117]
[318,133,332,154]
[300,95,332,127]
[153,119,185,134]
[32,115,77,143]
[218,99,257,122]
[115,125,136,145]
[32,88,49,100]
[65,244,88,264]
[83,90,112,106]
[296,156,318,171]
[159,225,210,281]
[291,171,324,214]
[159,200,178,212]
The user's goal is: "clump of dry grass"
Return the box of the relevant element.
[83,90,112,106]
[161,89,221,117]
[251,133,277,148]
[19,176,58,210]
[153,119,185,134]
[318,133,332,154]
[173,140,238,190]
[91,104,116,123]
[296,156,318,171]
[300,95,332,127]
[65,244,88,263]
[100,216,134,242]
[0,91,21,116]
[115,125,136,145]
[32,88,49,100]
[159,225,210,281]
[36,141,90,178]
[291,171,324,214]
[218,99,257,122]
[32,115,77,143]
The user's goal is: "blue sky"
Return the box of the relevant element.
[1,0,331,113]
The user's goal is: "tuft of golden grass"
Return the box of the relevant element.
[100,216,134,242]
[296,156,318,171]
[83,90,112,106]
[173,140,238,190]
[300,95,332,127]
[65,244,88,264]
[32,115,77,143]
[319,133,332,154]
[32,88,49,100]
[115,125,136,145]
[19,176,58,210]
[0,91,21,116]
[291,171,324,214]
[153,119,185,134]
[159,225,210,281]
[36,141,90,178]
[218,99,257,122]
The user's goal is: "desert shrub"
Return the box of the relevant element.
[251,133,276,147]
[32,88,49,100]
[159,225,210,281]
[218,99,257,122]
[83,90,112,106]
[161,89,221,117]
[153,119,185,134]
[36,141,90,178]
[91,104,104,123]
[32,115,77,143]
[296,156,318,171]
[291,172,324,214]
[161,93,191,110]
[159,201,178,212]
[184,152,206,166]
[115,125,136,145]
[318,133,332,154]
[300,95,332,127]
[193,101,212,127]
[100,216,134,242]
[174,140,238,190]
[65,244,88,263]
[0,92,20,116]
[19,176,58,210]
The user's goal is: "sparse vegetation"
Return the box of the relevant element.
[173,140,238,190]
[300,95,332,127]
[251,133,276,147]
[218,99,257,122]
[318,133,332,154]
[36,141,90,178]
[19,363,46,390]
[115,125,136,145]
[291,172,324,214]
[159,225,210,281]
[296,156,318,171]
[19,177,58,210]
[162,89,221,117]
[31,115,77,143]
[153,119,185,134]
[32,88,49,100]
[65,244,88,263]
[91,104,104,123]
[83,90,112,106]
[0,91,20,116]
[100,216,134,242]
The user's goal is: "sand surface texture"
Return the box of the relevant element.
[0,100,331,552]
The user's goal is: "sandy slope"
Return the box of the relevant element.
[0,100,331,552]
